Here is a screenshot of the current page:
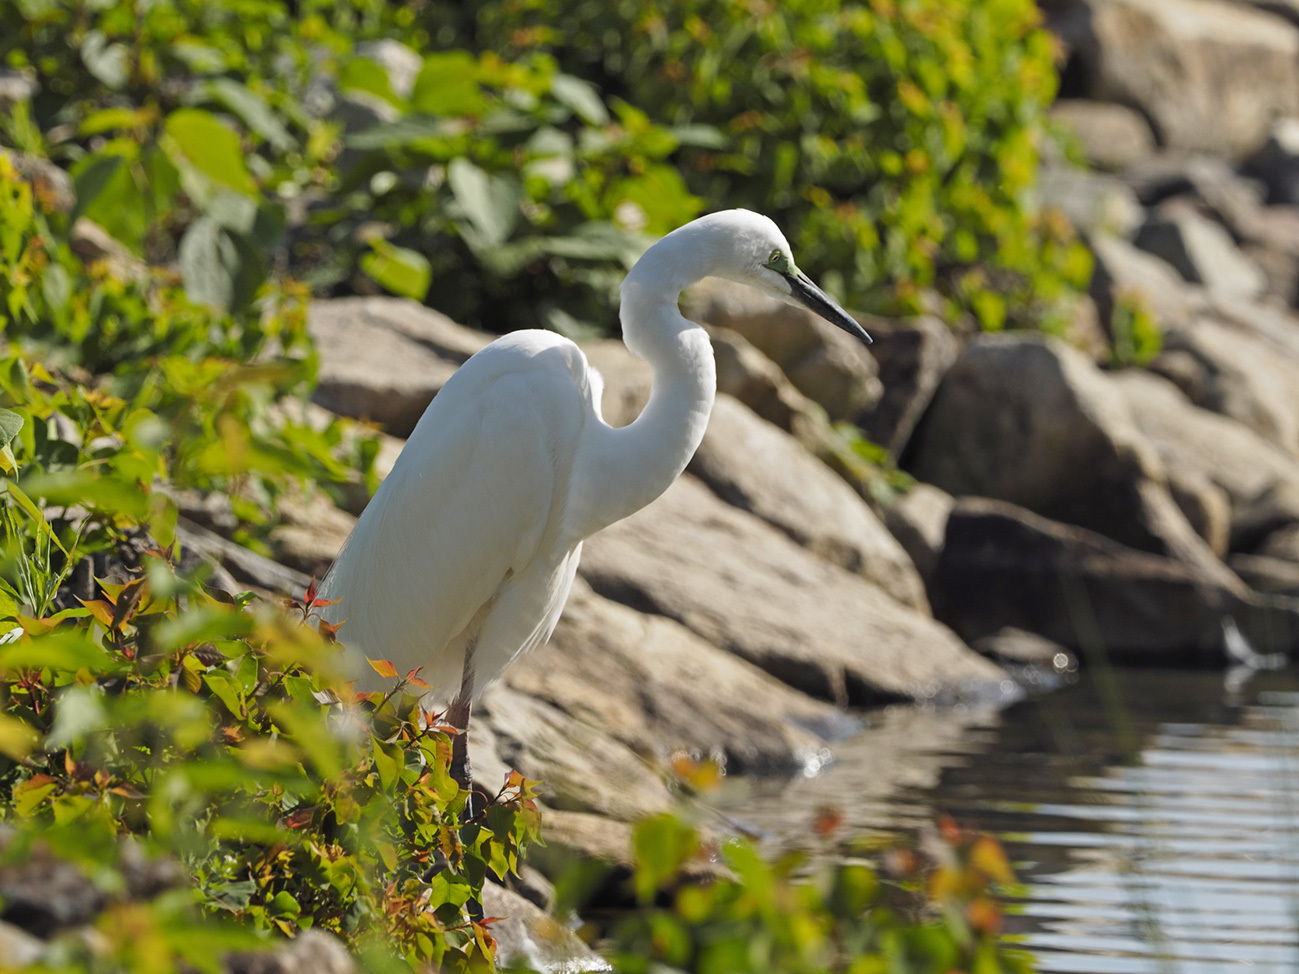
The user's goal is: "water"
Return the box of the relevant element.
[734,666,1299,973]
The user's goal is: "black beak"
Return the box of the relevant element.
[785,270,873,345]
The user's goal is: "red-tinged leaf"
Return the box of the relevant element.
[15,616,56,636]
[18,774,55,790]
[367,658,399,679]
[78,599,115,629]
[407,675,432,690]
[317,619,343,643]
[353,691,379,705]
[64,750,77,776]
[478,916,505,928]
[109,784,145,799]
[280,598,299,609]
[404,666,423,683]
[221,725,244,743]
[304,578,317,605]
[285,806,315,829]
[309,597,341,609]
[109,578,145,630]
[813,804,844,837]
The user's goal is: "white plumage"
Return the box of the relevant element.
[319,210,872,723]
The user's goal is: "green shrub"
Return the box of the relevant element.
[433,0,1092,330]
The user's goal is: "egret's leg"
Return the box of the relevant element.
[446,638,477,801]
[445,640,482,923]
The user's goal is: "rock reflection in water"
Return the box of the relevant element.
[749,667,1299,974]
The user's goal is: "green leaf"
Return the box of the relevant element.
[551,74,609,125]
[411,52,485,117]
[204,670,246,718]
[0,407,22,474]
[0,714,39,760]
[338,57,400,107]
[343,115,460,151]
[360,239,430,301]
[178,216,262,311]
[198,78,294,152]
[80,30,128,89]
[163,109,257,196]
[0,631,113,676]
[448,158,519,249]
[71,153,146,253]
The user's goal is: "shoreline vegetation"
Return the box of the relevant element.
[5,0,1299,970]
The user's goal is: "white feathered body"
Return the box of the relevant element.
[316,210,851,706]
[319,330,604,702]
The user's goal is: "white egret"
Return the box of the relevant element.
[318,209,872,794]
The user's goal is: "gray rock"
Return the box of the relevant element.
[1,149,72,214]
[270,491,357,580]
[1045,0,1299,157]
[1258,523,1299,562]
[970,627,1077,668]
[907,334,1235,586]
[1134,202,1266,300]
[853,315,960,457]
[1113,369,1299,550]
[0,69,35,106]
[1037,166,1144,237]
[1150,311,1299,457]
[1244,117,1299,205]
[931,498,1299,660]
[478,686,674,820]
[501,579,848,774]
[1049,100,1156,171]
[579,475,1003,706]
[1229,553,1299,597]
[705,326,860,483]
[177,518,311,598]
[1088,233,1207,330]
[227,930,356,974]
[0,853,106,937]
[0,921,43,967]
[691,396,928,610]
[881,483,954,582]
[308,297,490,436]
[483,882,610,974]
[579,338,650,428]
[684,278,882,421]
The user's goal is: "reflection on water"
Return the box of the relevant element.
[736,667,1299,973]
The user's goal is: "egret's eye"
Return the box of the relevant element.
[763,250,792,274]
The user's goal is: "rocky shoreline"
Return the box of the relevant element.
[21,0,1288,967]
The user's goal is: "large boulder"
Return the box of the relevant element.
[578,475,1004,706]
[1113,370,1299,550]
[308,297,490,436]
[1149,311,1299,457]
[475,687,674,821]
[906,333,1234,585]
[1088,234,1208,330]
[1045,0,1299,157]
[931,498,1299,660]
[501,580,853,774]
[1133,202,1267,300]
[690,396,928,610]
[1037,166,1144,238]
[881,483,954,582]
[852,315,960,458]
[1048,100,1156,172]
[684,278,882,421]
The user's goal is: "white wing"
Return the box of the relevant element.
[319,330,597,700]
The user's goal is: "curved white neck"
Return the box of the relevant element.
[572,258,716,540]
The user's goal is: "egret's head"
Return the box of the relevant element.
[705,209,874,346]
